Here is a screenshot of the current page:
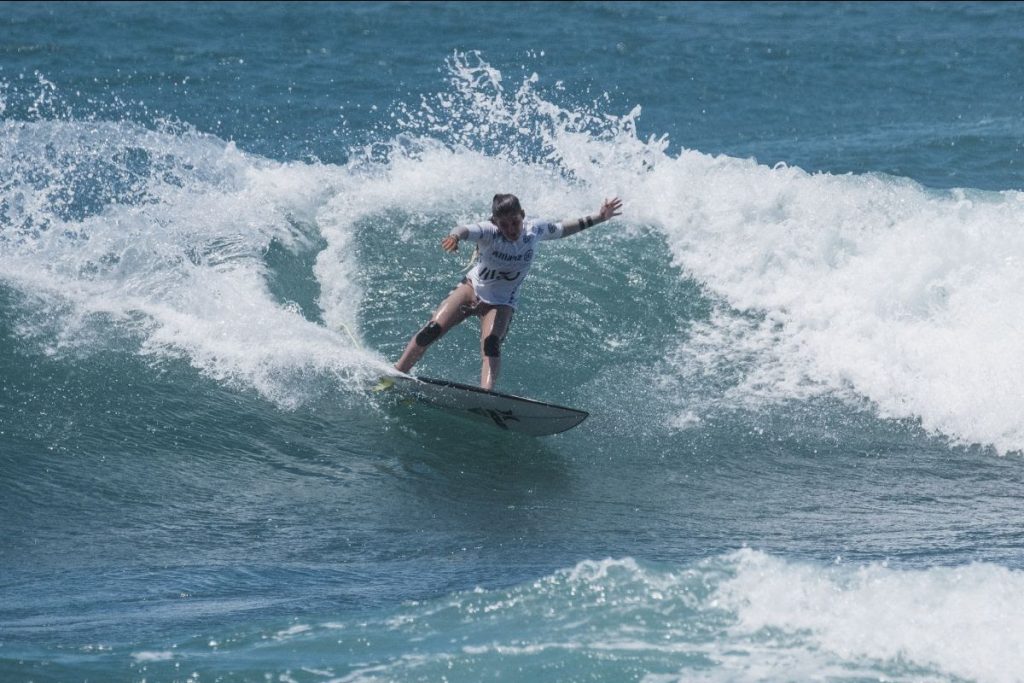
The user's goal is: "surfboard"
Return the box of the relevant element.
[383,375,588,436]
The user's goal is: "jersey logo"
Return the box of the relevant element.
[490,250,524,262]
[477,267,521,282]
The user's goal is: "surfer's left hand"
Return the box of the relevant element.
[599,197,623,221]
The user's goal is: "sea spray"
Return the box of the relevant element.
[5,52,1024,449]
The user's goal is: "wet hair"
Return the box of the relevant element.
[491,194,524,220]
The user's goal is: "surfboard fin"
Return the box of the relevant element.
[371,376,396,392]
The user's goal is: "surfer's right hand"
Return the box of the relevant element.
[441,235,460,252]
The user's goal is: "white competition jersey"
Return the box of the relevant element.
[463,217,564,309]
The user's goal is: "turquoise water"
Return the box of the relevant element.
[4,3,1024,681]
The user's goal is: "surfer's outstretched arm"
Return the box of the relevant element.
[559,197,623,238]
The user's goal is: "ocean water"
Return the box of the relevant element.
[3,2,1024,681]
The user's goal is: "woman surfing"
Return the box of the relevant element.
[392,193,623,390]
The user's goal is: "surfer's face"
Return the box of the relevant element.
[494,212,524,240]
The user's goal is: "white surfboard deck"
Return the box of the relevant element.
[386,375,588,436]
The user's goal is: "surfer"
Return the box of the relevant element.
[393,194,623,390]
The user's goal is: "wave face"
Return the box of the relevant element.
[4,4,1024,682]
[4,53,1024,451]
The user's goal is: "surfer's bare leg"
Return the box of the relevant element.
[478,305,513,390]
[395,281,476,373]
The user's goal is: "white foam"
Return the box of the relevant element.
[714,549,1024,683]
[131,650,175,662]
[544,552,1024,682]
[0,120,386,407]
[649,155,1024,452]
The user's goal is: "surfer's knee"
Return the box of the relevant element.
[415,321,444,348]
[482,334,502,357]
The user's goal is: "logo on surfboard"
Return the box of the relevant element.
[469,407,521,430]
